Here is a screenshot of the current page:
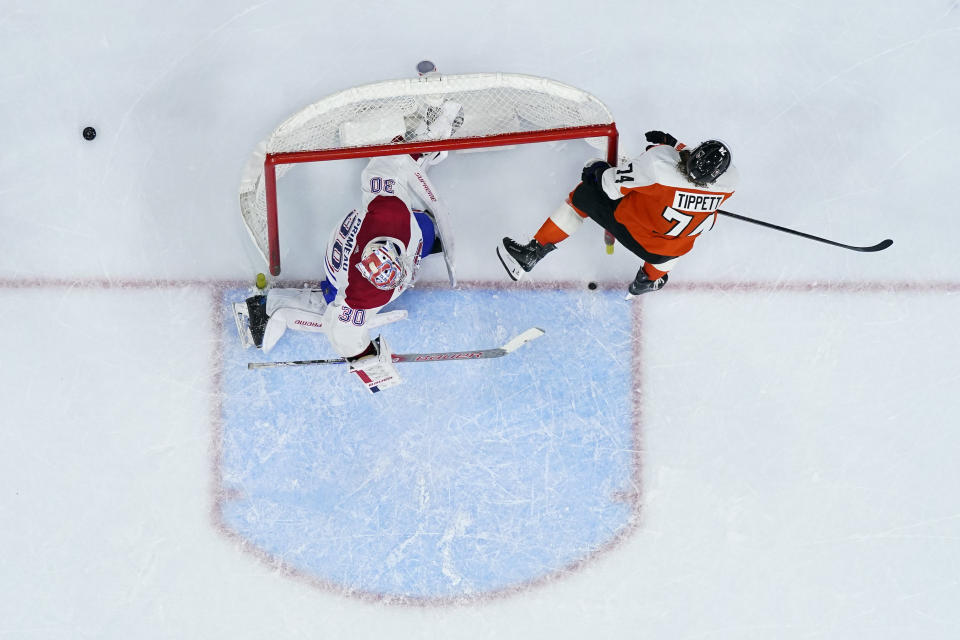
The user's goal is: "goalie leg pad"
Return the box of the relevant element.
[347,336,402,394]
[262,307,327,353]
[265,288,328,316]
[430,100,465,139]
[259,288,331,352]
[410,99,464,142]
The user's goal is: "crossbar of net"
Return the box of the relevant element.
[239,72,617,274]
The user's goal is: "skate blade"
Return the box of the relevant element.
[496,245,526,282]
[233,302,255,349]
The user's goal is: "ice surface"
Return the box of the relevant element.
[2,1,960,638]
[219,286,635,601]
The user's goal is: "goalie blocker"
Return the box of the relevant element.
[346,335,401,393]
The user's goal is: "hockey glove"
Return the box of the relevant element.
[416,100,465,141]
[580,159,611,186]
[644,130,678,149]
[346,336,402,394]
[416,149,449,168]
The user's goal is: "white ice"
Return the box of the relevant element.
[2,1,960,638]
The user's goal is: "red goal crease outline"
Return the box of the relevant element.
[210,278,960,606]
[2,277,958,607]
[214,280,642,605]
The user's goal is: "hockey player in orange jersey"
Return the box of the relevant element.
[497,131,738,297]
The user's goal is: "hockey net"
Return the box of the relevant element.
[239,71,618,275]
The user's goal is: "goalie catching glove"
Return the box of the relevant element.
[347,335,402,394]
[409,99,464,167]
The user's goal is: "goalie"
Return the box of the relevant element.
[240,100,464,394]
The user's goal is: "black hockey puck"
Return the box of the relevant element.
[587,281,597,290]
[417,60,437,75]
[82,126,97,140]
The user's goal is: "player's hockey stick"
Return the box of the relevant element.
[247,327,545,369]
[717,209,893,252]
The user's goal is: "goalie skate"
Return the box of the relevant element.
[233,295,269,349]
[233,302,256,349]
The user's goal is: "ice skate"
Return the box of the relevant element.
[245,295,268,348]
[232,294,268,349]
[496,237,555,281]
[625,270,668,299]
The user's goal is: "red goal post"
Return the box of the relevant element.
[239,72,619,276]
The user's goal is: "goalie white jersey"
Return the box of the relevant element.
[322,198,431,357]
[256,151,445,359]
[239,99,466,392]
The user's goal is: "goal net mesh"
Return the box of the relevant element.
[239,72,616,272]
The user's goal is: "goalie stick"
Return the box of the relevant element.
[247,327,545,369]
[717,209,893,252]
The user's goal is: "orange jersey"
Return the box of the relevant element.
[599,145,738,257]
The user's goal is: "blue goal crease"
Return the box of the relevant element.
[218,286,637,599]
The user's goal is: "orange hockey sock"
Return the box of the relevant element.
[643,263,668,280]
[533,218,569,246]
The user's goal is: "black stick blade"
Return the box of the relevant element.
[856,239,894,252]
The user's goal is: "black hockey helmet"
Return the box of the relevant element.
[686,140,731,184]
